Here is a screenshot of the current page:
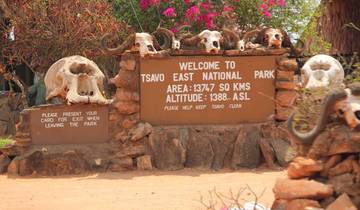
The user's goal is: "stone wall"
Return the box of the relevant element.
[0,51,300,176]
[0,92,23,136]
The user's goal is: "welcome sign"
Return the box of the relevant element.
[140,56,277,125]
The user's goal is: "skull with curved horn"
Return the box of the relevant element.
[101,33,158,57]
[301,54,345,89]
[288,83,360,145]
[222,28,261,51]
[153,27,181,50]
[181,30,222,53]
[45,55,112,105]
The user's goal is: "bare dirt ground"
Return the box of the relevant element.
[0,169,285,210]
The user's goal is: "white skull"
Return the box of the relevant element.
[335,88,360,129]
[44,55,112,105]
[198,30,222,53]
[135,33,157,57]
[237,40,245,51]
[172,38,181,50]
[265,28,283,48]
[302,54,345,89]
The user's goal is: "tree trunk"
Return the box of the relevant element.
[319,0,360,54]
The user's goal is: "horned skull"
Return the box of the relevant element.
[288,83,360,145]
[302,54,345,89]
[44,55,112,105]
[181,30,222,53]
[153,27,181,50]
[335,85,360,129]
[222,28,261,51]
[101,33,158,57]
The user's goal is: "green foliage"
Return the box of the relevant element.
[110,0,319,38]
[0,137,13,148]
[301,4,331,54]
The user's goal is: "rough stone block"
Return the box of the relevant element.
[231,125,261,169]
[276,58,298,72]
[116,144,145,158]
[275,80,296,90]
[273,178,334,200]
[136,155,152,170]
[115,88,140,102]
[276,90,298,107]
[0,155,11,173]
[129,122,152,142]
[148,127,187,170]
[287,157,324,179]
[276,70,295,81]
[108,157,134,172]
[114,101,140,115]
[326,193,357,210]
[275,104,294,121]
[287,199,321,210]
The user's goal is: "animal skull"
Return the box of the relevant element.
[135,33,157,56]
[44,55,112,105]
[101,33,157,57]
[288,83,360,145]
[302,54,345,89]
[264,28,283,48]
[153,27,181,50]
[335,87,360,129]
[222,28,260,51]
[181,30,222,53]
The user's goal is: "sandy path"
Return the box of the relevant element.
[0,169,285,210]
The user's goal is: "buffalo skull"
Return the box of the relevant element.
[222,28,261,51]
[45,55,112,105]
[181,30,222,53]
[102,33,158,57]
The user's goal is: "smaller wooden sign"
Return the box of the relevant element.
[30,104,109,145]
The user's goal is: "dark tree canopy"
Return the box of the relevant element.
[320,0,360,54]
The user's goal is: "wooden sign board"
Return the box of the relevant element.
[30,104,109,145]
[140,56,277,125]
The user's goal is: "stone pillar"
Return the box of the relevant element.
[275,58,298,121]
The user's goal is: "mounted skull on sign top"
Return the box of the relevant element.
[222,28,261,51]
[152,27,183,50]
[288,83,360,145]
[101,33,159,57]
[180,30,223,53]
[44,55,112,105]
[254,27,304,56]
[301,54,345,89]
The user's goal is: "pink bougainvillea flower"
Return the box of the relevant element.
[162,7,176,17]
[140,0,160,11]
[202,12,217,29]
[263,9,272,18]
[185,5,200,20]
[183,0,190,5]
[200,2,211,11]
[277,0,286,7]
[223,5,233,12]
[259,3,269,9]
[140,0,150,10]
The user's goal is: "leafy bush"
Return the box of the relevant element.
[0,137,13,148]
[1,0,130,74]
